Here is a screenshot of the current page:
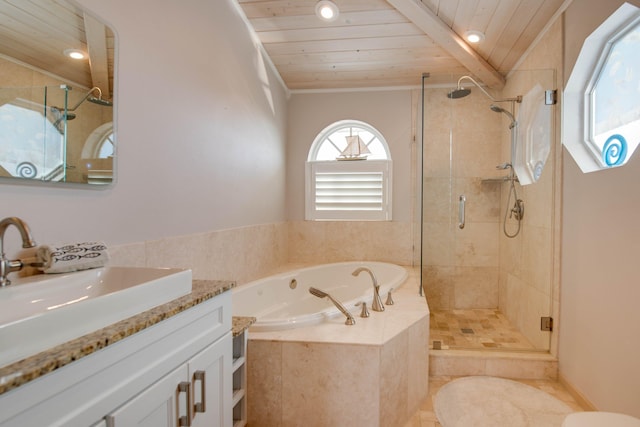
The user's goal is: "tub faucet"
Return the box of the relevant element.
[352,267,384,312]
[0,217,36,287]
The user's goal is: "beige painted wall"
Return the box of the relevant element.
[286,90,415,265]
[560,0,640,416]
[1,0,288,255]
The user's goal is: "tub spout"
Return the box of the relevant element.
[309,287,356,325]
[352,267,384,312]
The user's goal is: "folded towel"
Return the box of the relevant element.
[36,242,110,274]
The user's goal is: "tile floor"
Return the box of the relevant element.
[415,310,583,425]
[429,309,536,351]
[404,375,586,427]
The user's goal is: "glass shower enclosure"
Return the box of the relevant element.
[420,69,557,353]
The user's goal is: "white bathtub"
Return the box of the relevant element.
[232,261,408,331]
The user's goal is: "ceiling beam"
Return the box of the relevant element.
[386,0,505,89]
[83,12,110,98]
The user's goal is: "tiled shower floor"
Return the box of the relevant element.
[429,309,536,351]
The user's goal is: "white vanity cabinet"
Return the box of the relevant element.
[0,291,232,427]
[106,335,230,426]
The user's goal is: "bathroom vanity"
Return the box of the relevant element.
[0,279,234,427]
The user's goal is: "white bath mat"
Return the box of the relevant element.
[434,376,574,427]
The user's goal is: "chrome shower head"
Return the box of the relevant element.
[69,87,113,111]
[447,87,471,99]
[448,75,522,103]
[50,106,76,121]
[87,96,113,107]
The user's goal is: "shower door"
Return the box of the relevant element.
[420,70,557,353]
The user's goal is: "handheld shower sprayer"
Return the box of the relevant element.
[490,104,517,129]
[309,287,356,325]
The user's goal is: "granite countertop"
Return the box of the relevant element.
[0,279,235,395]
[232,316,256,336]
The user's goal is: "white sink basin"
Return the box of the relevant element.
[0,267,192,368]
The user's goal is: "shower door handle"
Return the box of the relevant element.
[458,195,466,229]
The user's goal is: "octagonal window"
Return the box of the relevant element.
[0,100,64,180]
[564,3,640,173]
[589,20,640,168]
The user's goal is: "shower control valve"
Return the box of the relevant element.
[510,199,525,221]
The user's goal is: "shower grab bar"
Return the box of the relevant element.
[458,195,466,229]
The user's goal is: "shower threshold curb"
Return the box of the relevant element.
[430,349,558,380]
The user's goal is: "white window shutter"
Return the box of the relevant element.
[305,160,392,221]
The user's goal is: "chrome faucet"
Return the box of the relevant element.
[352,267,384,312]
[0,217,36,286]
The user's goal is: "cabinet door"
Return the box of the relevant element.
[190,333,232,427]
[106,364,189,427]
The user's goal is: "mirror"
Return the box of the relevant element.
[0,0,115,186]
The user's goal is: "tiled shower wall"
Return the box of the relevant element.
[498,19,563,353]
[420,19,562,354]
[109,220,414,286]
[421,86,504,310]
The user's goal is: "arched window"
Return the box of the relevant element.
[564,3,640,172]
[82,122,114,159]
[305,120,392,221]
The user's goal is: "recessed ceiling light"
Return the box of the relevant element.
[315,0,339,22]
[464,30,485,44]
[64,49,87,60]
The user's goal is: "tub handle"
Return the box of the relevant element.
[458,195,466,229]
[356,301,370,318]
[385,288,394,306]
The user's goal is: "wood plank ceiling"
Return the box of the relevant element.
[0,0,114,98]
[236,0,567,91]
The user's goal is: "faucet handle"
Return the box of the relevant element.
[356,301,370,318]
[385,288,394,306]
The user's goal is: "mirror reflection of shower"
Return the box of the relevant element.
[447,75,524,238]
[50,87,113,133]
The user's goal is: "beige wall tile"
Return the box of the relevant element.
[108,242,146,267]
[281,342,380,426]
[381,332,410,427]
[288,220,327,264]
[454,222,499,267]
[422,266,454,310]
[247,340,283,427]
[407,318,430,415]
[486,358,558,380]
[422,223,454,267]
[429,354,486,376]
[453,266,499,308]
